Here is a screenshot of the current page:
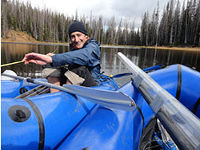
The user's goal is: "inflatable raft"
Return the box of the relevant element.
[1,62,200,150]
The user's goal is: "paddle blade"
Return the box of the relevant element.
[2,73,136,111]
[63,84,136,111]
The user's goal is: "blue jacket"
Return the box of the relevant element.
[51,39,101,83]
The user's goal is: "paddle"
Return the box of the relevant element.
[142,65,163,72]
[1,60,24,67]
[117,52,200,150]
[2,73,136,111]
[110,73,132,78]
[109,65,163,79]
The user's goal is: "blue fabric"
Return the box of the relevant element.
[51,39,101,83]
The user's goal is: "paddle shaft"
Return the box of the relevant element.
[118,52,200,150]
[1,60,24,67]
[111,65,163,78]
[1,50,58,68]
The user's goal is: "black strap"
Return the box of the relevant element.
[192,98,200,114]
[131,80,144,128]
[176,64,182,100]
[21,98,45,150]
[136,104,145,129]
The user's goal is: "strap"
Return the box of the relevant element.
[21,98,45,150]
[192,98,200,114]
[176,64,182,100]
[131,81,144,128]
[136,104,145,129]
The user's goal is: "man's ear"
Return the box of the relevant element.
[85,35,89,40]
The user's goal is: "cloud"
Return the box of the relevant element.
[77,0,114,18]
[18,0,184,28]
[76,0,163,28]
[110,0,160,27]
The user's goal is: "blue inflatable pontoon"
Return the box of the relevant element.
[1,63,200,150]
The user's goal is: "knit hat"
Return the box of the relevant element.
[68,21,88,36]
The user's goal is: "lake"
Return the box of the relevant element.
[1,43,200,85]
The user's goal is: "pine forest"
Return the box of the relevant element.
[1,0,200,46]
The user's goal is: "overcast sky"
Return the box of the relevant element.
[18,0,184,28]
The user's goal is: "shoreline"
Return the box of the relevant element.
[1,40,200,51]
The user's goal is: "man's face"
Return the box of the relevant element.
[70,32,89,49]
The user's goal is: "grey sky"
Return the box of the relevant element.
[19,0,185,28]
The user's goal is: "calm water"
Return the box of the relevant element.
[1,43,200,85]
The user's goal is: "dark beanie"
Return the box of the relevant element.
[68,21,88,36]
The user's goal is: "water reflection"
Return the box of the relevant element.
[101,47,199,76]
[1,43,200,80]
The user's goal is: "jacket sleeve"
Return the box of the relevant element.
[51,41,100,67]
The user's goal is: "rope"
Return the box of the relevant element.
[1,60,24,67]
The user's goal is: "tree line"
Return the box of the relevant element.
[1,0,200,46]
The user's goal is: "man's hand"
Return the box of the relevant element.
[22,53,53,65]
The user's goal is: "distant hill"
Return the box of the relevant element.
[1,30,38,43]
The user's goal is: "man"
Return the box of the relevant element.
[23,20,101,92]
